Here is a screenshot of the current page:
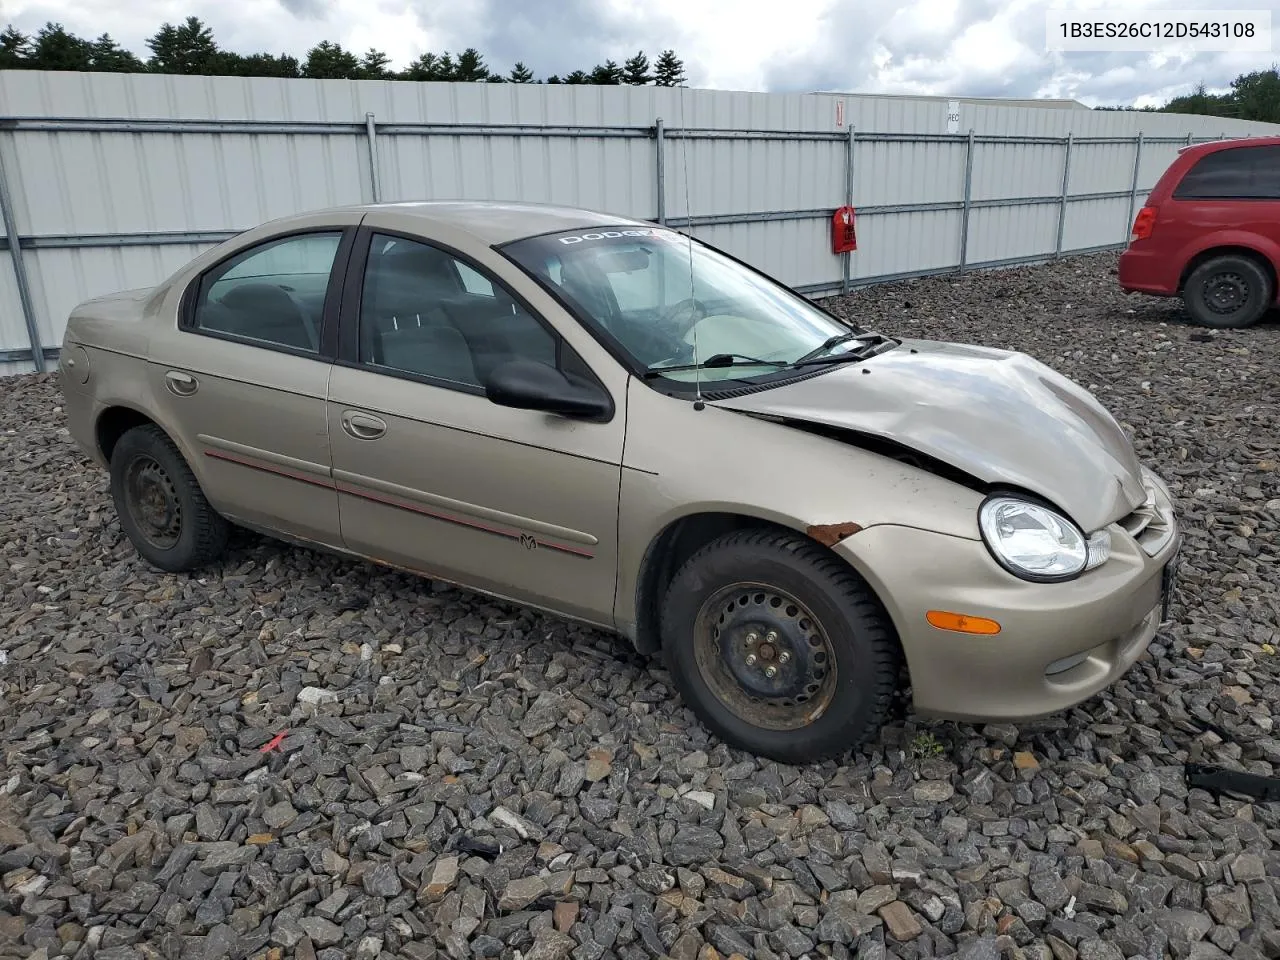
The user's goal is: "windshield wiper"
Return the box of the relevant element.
[792,333,897,369]
[792,331,867,365]
[643,353,788,378]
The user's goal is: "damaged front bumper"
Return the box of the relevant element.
[835,469,1180,723]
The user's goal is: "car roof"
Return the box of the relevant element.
[273,200,657,245]
[1178,134,1280,156]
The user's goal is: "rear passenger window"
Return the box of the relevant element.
[1174,145,1280,200]
[359,233,557,388]
[192,232,342,352]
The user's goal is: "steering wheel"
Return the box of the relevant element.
[656,297,708,337]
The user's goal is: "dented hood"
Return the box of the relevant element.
[712,338,1148,532]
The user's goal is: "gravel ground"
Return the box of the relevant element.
[3,249,1280,960]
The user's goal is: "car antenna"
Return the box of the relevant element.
[678,83,704,411]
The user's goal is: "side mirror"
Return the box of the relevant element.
[485,359,612,420]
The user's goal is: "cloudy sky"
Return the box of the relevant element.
[3,0,1278,106]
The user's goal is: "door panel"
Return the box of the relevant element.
[146,226,357,547]
[145,345,339,545]
[327,227,625,626]
[328,368,622,626]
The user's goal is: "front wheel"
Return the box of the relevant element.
[1182,255,1273,329]
[660,529,899,763]
[109,424,230,573]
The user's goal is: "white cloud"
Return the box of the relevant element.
[3,0,1278,105]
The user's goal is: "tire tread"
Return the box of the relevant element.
[659,527,899,762]
[111,424,229,572]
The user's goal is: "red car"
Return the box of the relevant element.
[1118,135,1280,328]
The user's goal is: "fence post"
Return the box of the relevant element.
[958,128,975,275]
[842,124,855,294]
[0,143,44,373]
[1055,132,1073,259]
[654,118,666,225]
[365,113,381,203]
[1125,131,1144,239]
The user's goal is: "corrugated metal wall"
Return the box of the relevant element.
[2,70,1278,374]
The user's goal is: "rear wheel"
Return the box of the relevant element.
[1182,254,1273,329]
[660,529,899,763]
[109,424,229,572]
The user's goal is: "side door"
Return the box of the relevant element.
[326,225,626,628]
[147,219,360,547]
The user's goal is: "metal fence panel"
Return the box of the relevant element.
[1061,197,1134,252]
[966,203,1060,265]
[848,209,965,283]
[2,70,1279,372]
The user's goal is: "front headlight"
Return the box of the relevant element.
[979,496,1090,581]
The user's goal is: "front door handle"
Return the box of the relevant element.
[165,370,198,396]
[341,411,387,441]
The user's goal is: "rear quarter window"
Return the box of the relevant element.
[1174,145,1280,200]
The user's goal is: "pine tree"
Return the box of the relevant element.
[545,75,562,84]
[26,23,93,71]
[563,70,589,84]
[145,16,220,74]
[589,60,624,84]
[302,40,359,79]
[238,52,300,78]
[622,51,651,85]
[404,52,442,80]
[453,47,489,81]
[89,33,144,72]
[653,49,686,86]
[0,26,32,68]
[508,61,534,83]
[359,48,390,79]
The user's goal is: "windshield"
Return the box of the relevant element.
[501,226,861,384]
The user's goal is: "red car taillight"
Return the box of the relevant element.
[1131,205,1157,241]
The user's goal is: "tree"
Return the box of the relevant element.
[1230,67,1280,123]
[453,47,489,81]
[622,50,651,85]
[25,22,93,71]
[89,33,144,72]
[359,48,391,79]
[303,40,359,79]
[653,49,686,86]
[404,52,443,80]
[243,52,300,78]
[563,70,589,84]
[508,61,534,83]
[545,74,562,84]
[146,16,220,74]
[589,59,624,84]
[0,26,32,68]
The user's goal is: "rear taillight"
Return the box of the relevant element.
[1131,205,1157,241]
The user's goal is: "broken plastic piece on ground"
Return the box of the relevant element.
[1185,762,1280,801]
[259,730,288,753]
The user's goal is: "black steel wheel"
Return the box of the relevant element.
[661,528,899,763]
[694,583,838,731]
[122,453,183,549]
[109,423,229,572]
[1183,254,1272,329]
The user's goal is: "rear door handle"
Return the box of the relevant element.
[165,370,198,396]
[341,411,387,441]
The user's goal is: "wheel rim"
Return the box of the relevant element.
[123,454,182,549]
[692,582,837,731]
[1204,272,1249,315]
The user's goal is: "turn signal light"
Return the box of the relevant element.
[1131,206,1157,241]
[926,610,1002,635]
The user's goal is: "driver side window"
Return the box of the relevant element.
[192,232,342,353]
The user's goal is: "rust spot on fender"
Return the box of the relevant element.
[807,521,863,546]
